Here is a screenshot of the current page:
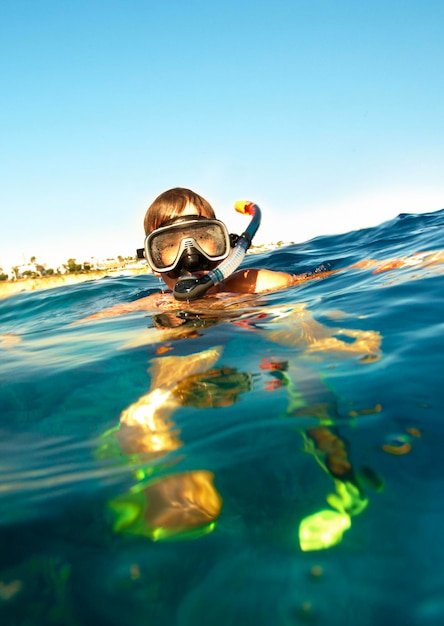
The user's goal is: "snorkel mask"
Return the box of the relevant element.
[144,216,231,278]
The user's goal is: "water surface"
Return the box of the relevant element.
[1,209,444,625]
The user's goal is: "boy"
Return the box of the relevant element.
[142,187,301,295]
[80,187,443,321]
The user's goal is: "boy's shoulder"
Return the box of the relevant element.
[222,268,294,294]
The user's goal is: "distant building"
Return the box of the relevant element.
[10,261,46,279]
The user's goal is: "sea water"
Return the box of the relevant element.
[0,209,443,626]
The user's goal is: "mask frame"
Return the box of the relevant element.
[143,216,231,274]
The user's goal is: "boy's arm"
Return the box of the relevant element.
[221,269,294,293]
[235,249,444,294]
[73,294,160,323]
[221,267,338,294]
[350,250,444,273]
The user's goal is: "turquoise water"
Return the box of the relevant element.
[1,209,443,625]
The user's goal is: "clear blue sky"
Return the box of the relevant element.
[1,0,443,269]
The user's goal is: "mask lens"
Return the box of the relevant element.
[190,222,228,257]
[150,229,182,269]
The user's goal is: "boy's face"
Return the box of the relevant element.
[154,203,225,289]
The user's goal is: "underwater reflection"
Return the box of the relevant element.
[100,346,253,541]
[100,302,385,550]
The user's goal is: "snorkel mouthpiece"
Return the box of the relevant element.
[173,201,262,301]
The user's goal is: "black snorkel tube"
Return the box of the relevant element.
[173,201,262,301]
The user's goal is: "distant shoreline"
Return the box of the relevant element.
[0,268,149,300]
[0,244,286,300]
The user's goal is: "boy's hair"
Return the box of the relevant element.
[144,188,216,234]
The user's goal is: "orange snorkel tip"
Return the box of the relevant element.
[234,200,257,216]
